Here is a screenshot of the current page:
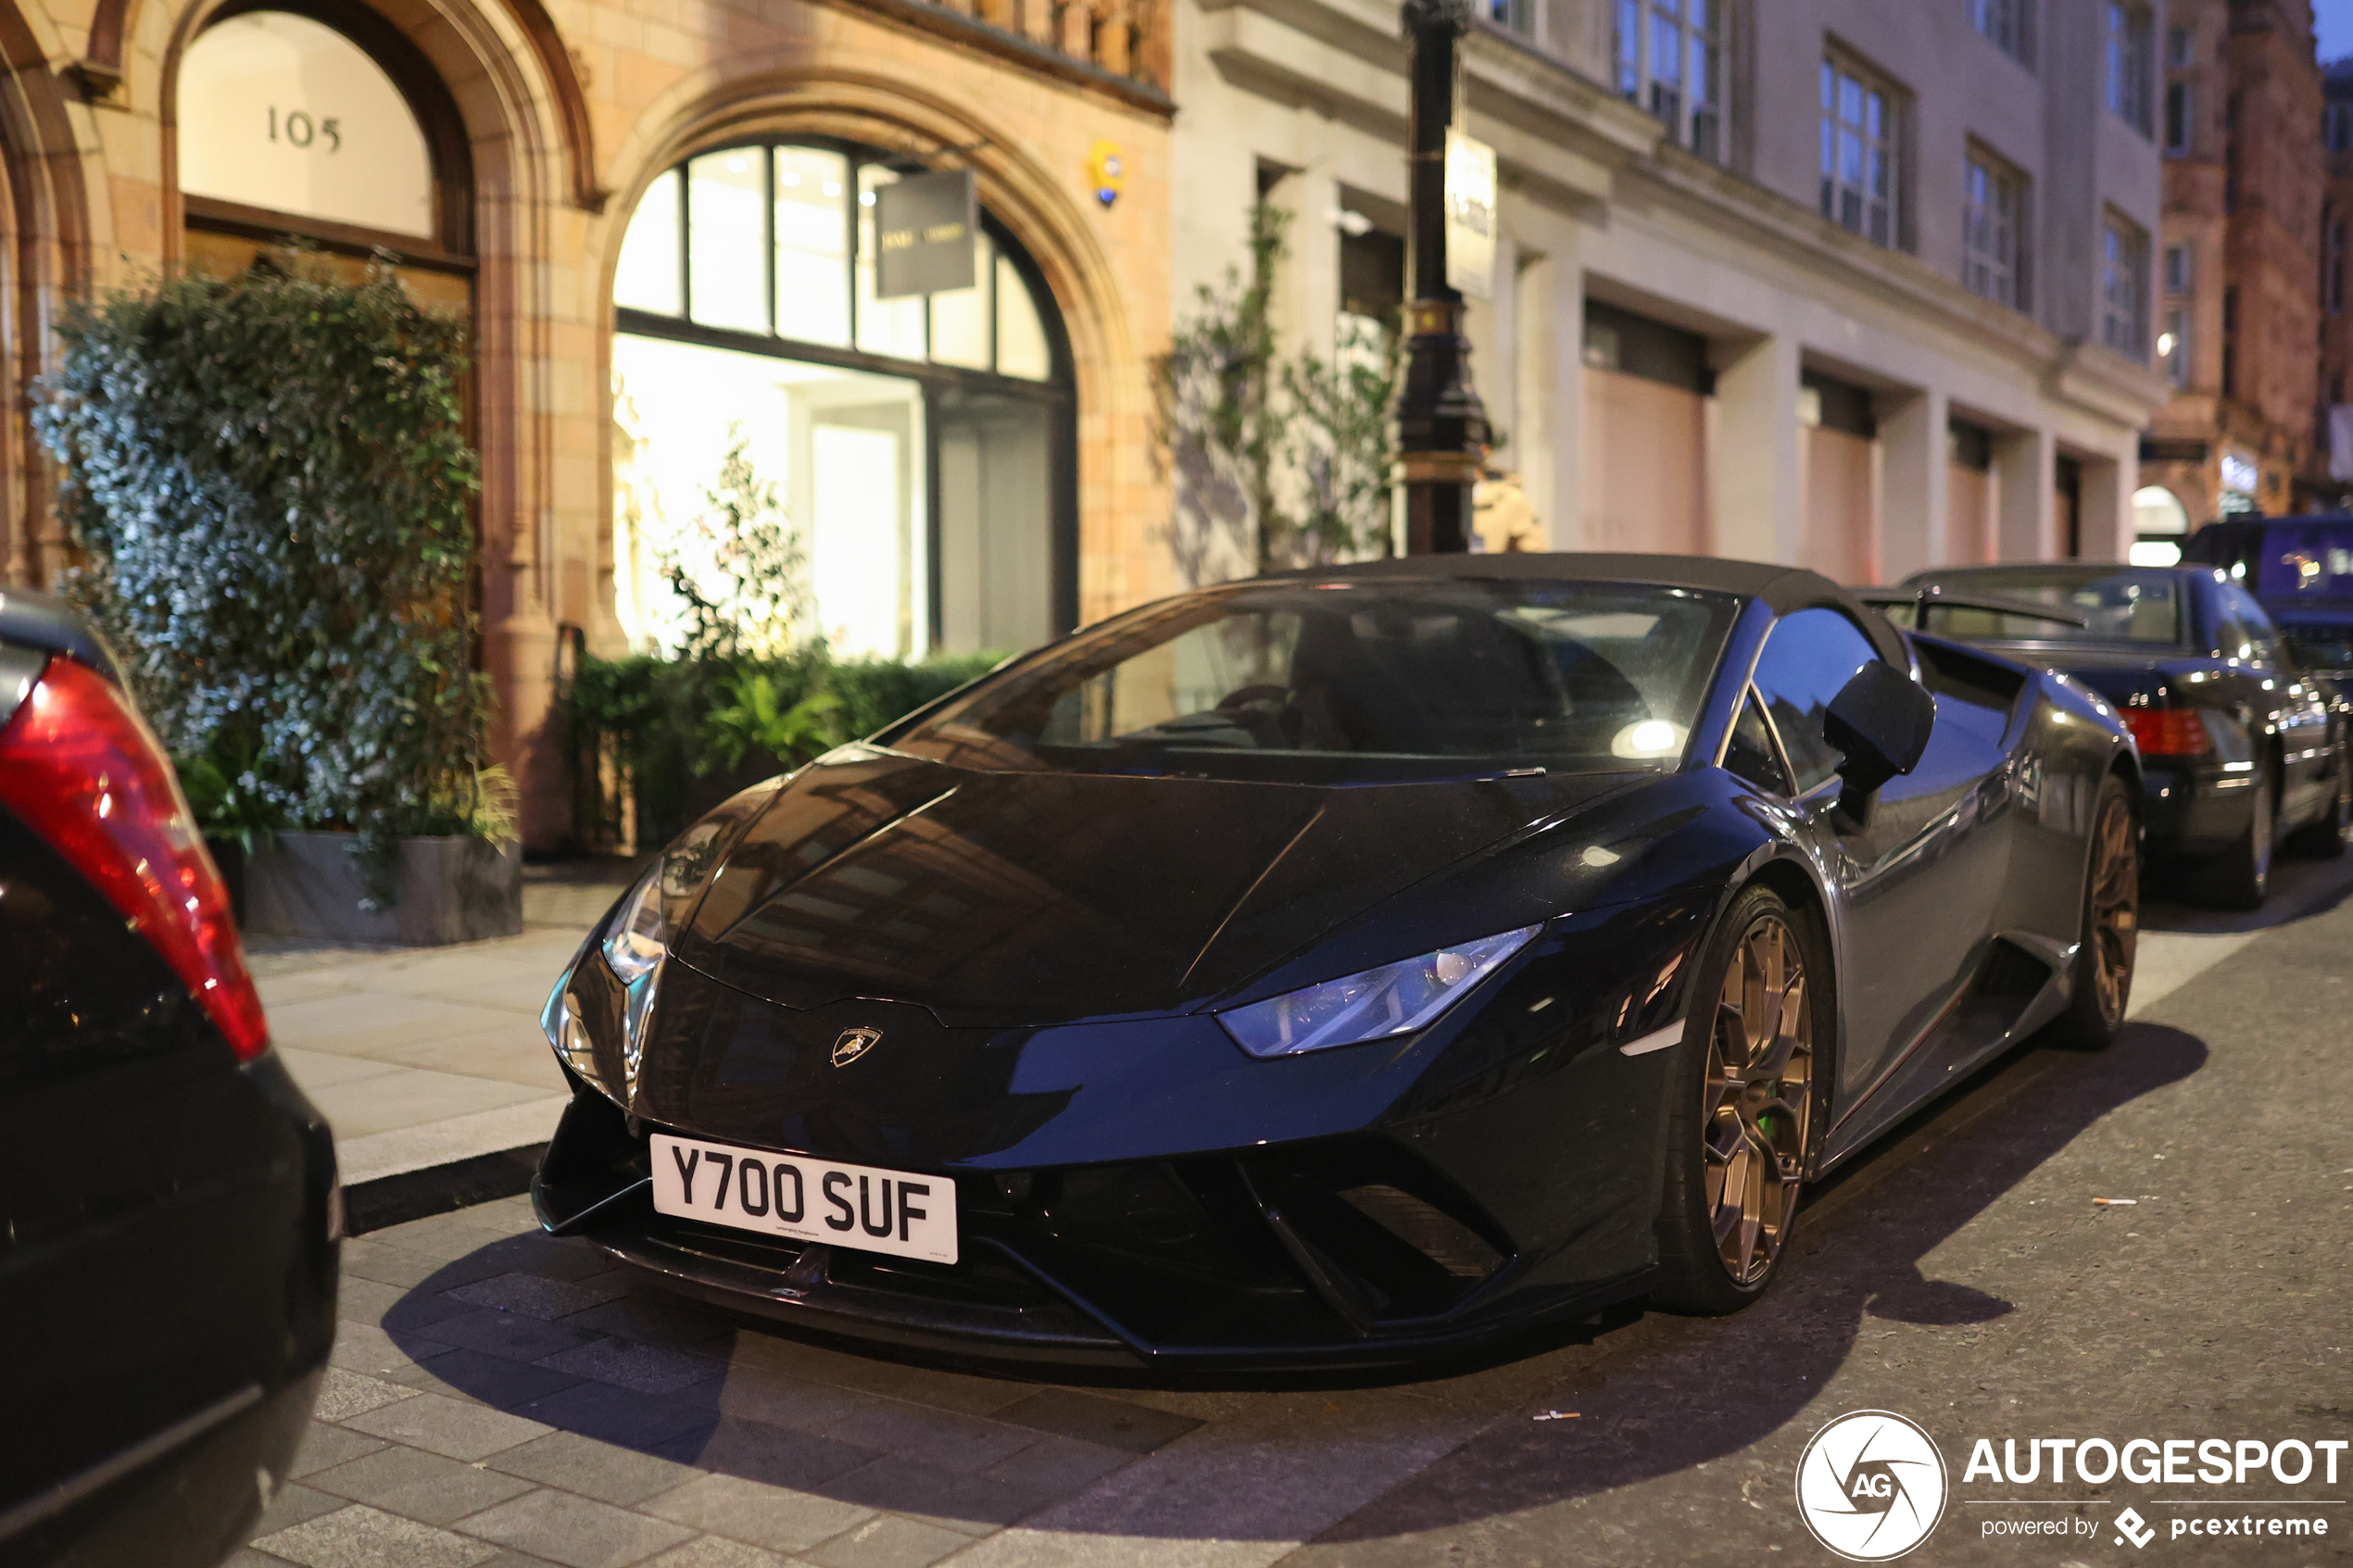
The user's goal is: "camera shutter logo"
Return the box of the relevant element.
[831,1027,883,1067]
[1794,1410,1949,1561]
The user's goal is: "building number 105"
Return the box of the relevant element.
[269,108,342,153]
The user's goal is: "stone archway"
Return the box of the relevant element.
[0,0,94,583]
[599,59,1162,638]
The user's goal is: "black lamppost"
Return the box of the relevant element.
[1393,0,1488,555]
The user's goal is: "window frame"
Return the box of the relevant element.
[2163,241,2191,295]
[610,135,1081,648]
[2106,0,2153,137]
[1614,0,1728,163]
[2100,210,2149,360]
[615,138,1068,390]
[1961,144,2025,311]
[1967,0,2030,67]
[1746,605,1891,797]
[1820,48,1906,251]
[2327,214,2347,317]
[1720,684,1799,797]
[2163,79,2191,155]
[2160,306,2188,386]
[178,0,476,270]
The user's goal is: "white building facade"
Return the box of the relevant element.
[1171,0,2177,579]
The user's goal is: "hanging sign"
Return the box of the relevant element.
[1444,130,1497,301]
[875,169,977,299]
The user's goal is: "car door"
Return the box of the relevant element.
[2217,580,2333,823]
[1748,608,2010,1134]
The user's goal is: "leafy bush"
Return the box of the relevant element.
[31,251,488,897]
[562,649,1002,849]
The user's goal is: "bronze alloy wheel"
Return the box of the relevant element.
[1702,913,1815,1286]
[2087,784,2140,1027]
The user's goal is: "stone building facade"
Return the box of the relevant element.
[2138,0,2323,533]
[0,0,1176,844]
[1171,0,2174,583]
[2322,52,2351,496]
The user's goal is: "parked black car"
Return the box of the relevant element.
[2180,514,2353,686]
[0,588,337,1568]
[1889,562,2347,908]
[535,555,2141,1368]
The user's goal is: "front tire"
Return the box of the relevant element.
[2187,760,2275,910]
[1649,884,1831,1316]
[2044,773,2138,1049]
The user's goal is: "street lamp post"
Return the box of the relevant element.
[1393,0,1488,555]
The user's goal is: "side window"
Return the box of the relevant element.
[2217,583,2281,665]
[1750,607,1884,793]
[1724,688,1794,796]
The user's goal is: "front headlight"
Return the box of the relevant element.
[1216,924,1543,1059]
[541,977,609,1095]
[603,862,669,985]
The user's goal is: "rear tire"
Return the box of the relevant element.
[2285,742,2348,859]
[2187,761,2275,910]
[1649,884,1831,1316]
[2043,774,2138,1050]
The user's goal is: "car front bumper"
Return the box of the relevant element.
[533,1083,1648,1371]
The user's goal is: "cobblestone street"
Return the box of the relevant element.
[224,861,2353,1568]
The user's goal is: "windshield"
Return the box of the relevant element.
[1897,569,2185,646]
[2247,523,2353,602]
[891,579,1741,783]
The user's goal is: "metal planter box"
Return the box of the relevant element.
[244,831,522,946]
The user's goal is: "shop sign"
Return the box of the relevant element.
[875,170,977,299]
[1444,131,1496,301]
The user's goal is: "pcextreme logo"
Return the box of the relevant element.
[1795,1411,1952,1561]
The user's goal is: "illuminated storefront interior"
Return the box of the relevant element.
[611,141,1075,659]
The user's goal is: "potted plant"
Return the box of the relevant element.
[34,250,519,944]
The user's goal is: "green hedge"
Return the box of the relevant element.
[561,648,1003,849]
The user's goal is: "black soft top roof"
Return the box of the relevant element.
[1252,551,1908,666]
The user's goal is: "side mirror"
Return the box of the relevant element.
[1823,661,1934,801]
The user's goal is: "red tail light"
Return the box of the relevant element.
[2120,708,2210,758]
[0,655,270,1060]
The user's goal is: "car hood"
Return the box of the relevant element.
[669,748,1638,1026]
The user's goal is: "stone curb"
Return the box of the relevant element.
[345,1142,548,1236]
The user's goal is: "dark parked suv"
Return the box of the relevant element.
[0,587,337,1568]
[2181,515,2353,688]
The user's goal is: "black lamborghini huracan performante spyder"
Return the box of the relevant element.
[534,555,2142,1367]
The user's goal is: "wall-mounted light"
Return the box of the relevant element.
[1088,141,1126,207]
[1334,208,1374,236]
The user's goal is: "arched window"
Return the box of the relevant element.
[610,140,1076,660]
[175,0,474,306]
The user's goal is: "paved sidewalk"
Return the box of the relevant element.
[250,863,637,1186]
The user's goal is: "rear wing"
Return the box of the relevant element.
[1855,586,2092,631]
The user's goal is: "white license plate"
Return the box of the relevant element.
[650,1134,958,1265]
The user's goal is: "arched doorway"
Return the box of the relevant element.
[610,138,1077,659]
[174,0,474,313]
